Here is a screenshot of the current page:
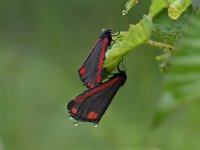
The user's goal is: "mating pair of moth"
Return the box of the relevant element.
[67,30,127,126]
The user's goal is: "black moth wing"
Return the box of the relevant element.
[67,71,127,124]
[78,30,113,88]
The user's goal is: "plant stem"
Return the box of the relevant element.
[146,40,177,50]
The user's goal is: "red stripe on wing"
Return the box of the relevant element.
[96,37,108,83]
[73,76,120,103]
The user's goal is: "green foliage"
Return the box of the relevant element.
[104,15,152,72]
[149,0,168,17]
[153,10,200,126]
[168,0,192,19]
[104,0,194,127]
[104,0,192,73]
[149,0,192,18]
[152,7,193,72]
[152,8,192,45]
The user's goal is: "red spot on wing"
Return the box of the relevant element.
[79,67,86,76]
[73,76,120,103]
[96,38,108,83]
[87,112,98,119]
[79,39,100,77]
[71,108,78,114]
[87,83,94,88]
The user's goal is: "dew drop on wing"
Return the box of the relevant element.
[93,123,98,128]
[73,119,79,126]
[68,113,73,120]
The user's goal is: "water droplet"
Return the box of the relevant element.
[73,120,79,126]
[93,123,98,128]
[122,10,128,16]
[68,113,73,120]
[159,63,166,68]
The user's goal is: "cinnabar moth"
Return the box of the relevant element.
[78,29,114,88]
[67,70,127,125]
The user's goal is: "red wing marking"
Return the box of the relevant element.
[79,67,86,76]
[96,38,108,83]
[71,108,78,114]
[87,83,94,88]
[87,112,98,119]
[73,76,120,103]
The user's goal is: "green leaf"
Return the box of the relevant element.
[104,15,152,72]
[105,0,192,74]
[122,0,139,16]
[152,7,193,45]
[152,7,193,73]
[152,12,179,45]
[168,0,192,20]
[149,0,192,19]
[149,0,168,17]
[153,10,200,127]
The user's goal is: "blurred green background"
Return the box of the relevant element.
[0,0,200,150]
